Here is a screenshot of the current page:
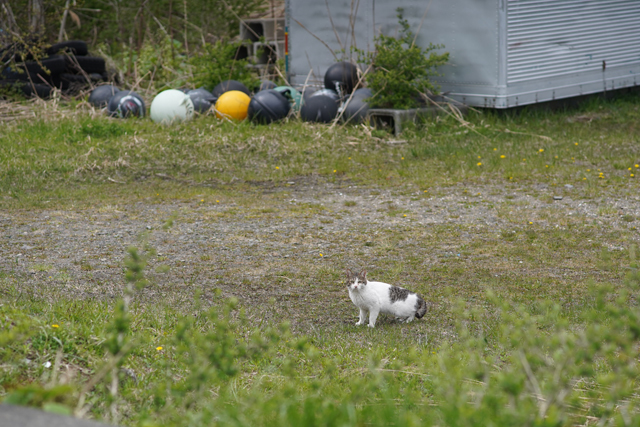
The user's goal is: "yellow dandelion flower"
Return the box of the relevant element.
[539,149,544,153]
[403,214,407,217]
[320,253,323,257]
[477,162,482,166]
[423,190,428,193]
[348,157,351,160]
[156,346,163,351]
[500,155,505,159]
[200,199,204,202]
[401,157,404,160]
[275,166,279,170]
[523,158,526,161]
[493,148,497,151]
[509,177,513,180]
[477,192,481,195]
[545,165,549,168]
[574,142,578,146]
[554,156,558,159]
[216,200,220,203]
[478,156,481,159]
[587,169,591,172]
[52,324,59,328]
[583,177,587,180]
[635,164,639,168]
[529,221,533,225]
[333,170,337,173]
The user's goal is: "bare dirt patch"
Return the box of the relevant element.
[2,179,639,335]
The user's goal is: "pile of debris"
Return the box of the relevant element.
[0,40,112,98]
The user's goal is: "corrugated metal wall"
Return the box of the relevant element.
[507,0,640,84]
[288,0,640,108]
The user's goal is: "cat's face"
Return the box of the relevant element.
[346,268,367,291]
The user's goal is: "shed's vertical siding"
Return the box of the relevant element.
[507,0,640,84]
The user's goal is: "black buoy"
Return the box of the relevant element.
[342,97,369,124]
[341,87,372,123]
[212,80,251,98]
[107,91,145,118]
[187,87,216,113]
[324,61,359,96]
[88,85,121,108]
[300,95,338,123]
[248,90,290,124]
[259,80,277,91]
[301,87,317,103]
[352,87,373,99]
[310,88,340,102]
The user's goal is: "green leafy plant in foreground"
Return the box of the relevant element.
[2,243,640,425]
[361,8,449,109]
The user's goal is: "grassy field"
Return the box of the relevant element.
[1,93,640,426]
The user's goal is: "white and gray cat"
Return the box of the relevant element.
[346,268,427,328]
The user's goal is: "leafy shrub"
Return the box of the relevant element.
[98,34,191,91]
[362,9,449,109]
[189,40,259,92]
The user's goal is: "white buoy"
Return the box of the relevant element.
[150,89,195,124]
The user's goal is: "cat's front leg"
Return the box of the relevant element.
[368,308,380,328]
[356,308,367,325]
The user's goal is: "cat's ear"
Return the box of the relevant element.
[360,269,367,279]
[345,268,352,277]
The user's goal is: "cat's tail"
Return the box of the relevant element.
[415,297,427,319]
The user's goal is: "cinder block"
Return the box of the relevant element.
[240,18,285,42]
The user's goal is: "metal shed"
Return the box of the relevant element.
[285,0,640,108]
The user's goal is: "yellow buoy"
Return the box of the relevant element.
[215,90,251,121]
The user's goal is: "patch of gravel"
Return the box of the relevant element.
[1,180,639,331]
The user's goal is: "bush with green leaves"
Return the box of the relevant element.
[189,40,259,92]
[362,9,449,109]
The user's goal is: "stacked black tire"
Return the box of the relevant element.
[0,40,110,98]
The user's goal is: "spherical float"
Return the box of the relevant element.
[215,90,251,121]
[342,97,369,124]
[352,87,373,99]
[341,87,372,123]
[274,86,302,112]
[187,87,215,113]
[259,80,277,91]
[324,61,359,96]
[302,87,317,102]
[88,85,120,108]
[311,88,340,102]
[300,95,338,123]
[107,91,145,118]
[150,89,195,124]
[212,80,251,99]
[248,90,290,124]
